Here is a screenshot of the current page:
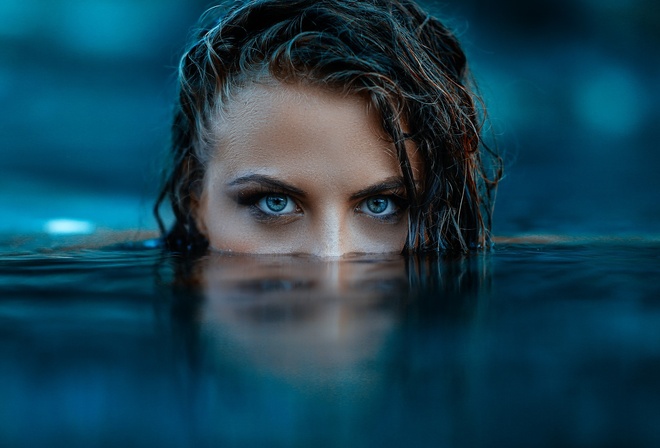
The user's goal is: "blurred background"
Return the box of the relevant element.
[1,0,658,237]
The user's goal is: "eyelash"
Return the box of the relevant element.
[235,189,407,224]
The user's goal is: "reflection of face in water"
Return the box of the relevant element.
[195,254,410,382]
[160,253,488,444]
[170,251,490,398]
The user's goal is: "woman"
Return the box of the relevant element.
[155,0,502,256]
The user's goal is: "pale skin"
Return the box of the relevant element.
[195,81,420,257]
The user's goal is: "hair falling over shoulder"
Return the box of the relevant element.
[154,0,503,255]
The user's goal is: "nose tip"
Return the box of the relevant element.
[315,231,343,258]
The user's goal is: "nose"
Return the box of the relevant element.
[307,212,351,257]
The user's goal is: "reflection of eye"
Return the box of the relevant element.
[232,278,315,293]
[359,196,398,217]
[256,194,297,215]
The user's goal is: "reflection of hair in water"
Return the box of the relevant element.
[155,0,502,255]
[406,253,490,320]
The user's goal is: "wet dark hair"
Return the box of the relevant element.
[155,0,502,254]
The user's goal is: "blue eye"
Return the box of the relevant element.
[256,194,296,214]
[360,196,397,216]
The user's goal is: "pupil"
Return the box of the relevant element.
[266,195,287,212]
[367,197,388,214]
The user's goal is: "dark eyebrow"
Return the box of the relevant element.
[226,174,307,197]
[349,177,407,201]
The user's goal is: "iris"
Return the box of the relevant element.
[365,197,389,214]
[265,194,288,212]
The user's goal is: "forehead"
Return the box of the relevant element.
[208,82,405,191]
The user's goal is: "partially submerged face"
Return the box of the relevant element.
[194,81,420,256]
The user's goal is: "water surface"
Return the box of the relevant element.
[1,235,659,447]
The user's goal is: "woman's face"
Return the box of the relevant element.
[195,81,419,256]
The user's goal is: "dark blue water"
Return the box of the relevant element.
[1,236,659,447]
